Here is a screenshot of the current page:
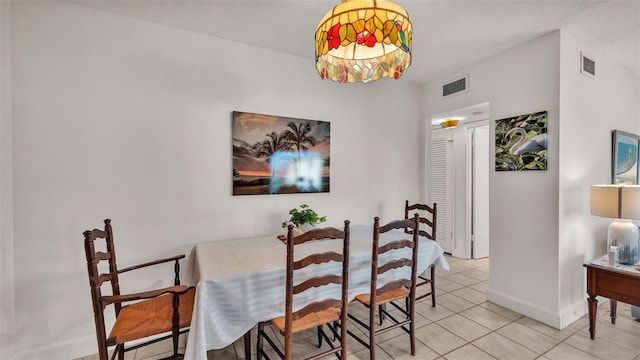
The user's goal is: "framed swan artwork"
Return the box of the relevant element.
[611,130,640,185]
[495,111,548,171]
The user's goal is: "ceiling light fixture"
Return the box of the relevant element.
[440,118,460,129]
[315,0,412,83]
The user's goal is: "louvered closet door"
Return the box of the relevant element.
[431,131,453,254]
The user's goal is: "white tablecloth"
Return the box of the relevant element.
[183,225,450,359]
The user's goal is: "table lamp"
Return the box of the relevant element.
[591,184,640,264]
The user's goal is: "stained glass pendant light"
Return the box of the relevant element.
[315,0,412,83]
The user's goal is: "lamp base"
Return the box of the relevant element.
[608,219,640,265]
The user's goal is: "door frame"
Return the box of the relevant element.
[465,120,490,259]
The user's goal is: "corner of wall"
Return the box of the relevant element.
[559,298,587,330]
[487,287,562,329]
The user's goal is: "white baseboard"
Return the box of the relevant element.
[16,335,96,360]
[487,287,562,329]
[16,332,179,359]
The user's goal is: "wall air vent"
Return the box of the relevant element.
[442,75,468,98]
[581,51,595,79]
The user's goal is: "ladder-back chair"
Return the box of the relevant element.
[405,200,438,306]
[347,215,420,360]
[84,219,195,360]
[256,221,351,360]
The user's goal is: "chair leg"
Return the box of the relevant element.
[97,341,109,360]
[257,322,264,360]
[369,304,376,360]
[430,265,436,307]
[409,298,416,356]
[117,344,125,360]
[317,325,323,348]
[378,304,385,325]
[405,297,410,319]
[410,317,416,355]
[171,294,180,357]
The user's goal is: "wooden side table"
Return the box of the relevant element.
[584,256,640,339]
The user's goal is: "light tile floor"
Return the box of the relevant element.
[79,255,640,360]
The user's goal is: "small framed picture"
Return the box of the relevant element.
[612,130,640,184]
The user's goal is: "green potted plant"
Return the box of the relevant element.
[282,204,327,235]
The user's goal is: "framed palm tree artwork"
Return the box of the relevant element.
[612,130,640,185]
[232,111,330,195]
[495,111,548,171]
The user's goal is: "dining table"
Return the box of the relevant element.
[182,224,450,360]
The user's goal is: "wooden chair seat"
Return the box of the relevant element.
[109,287,195,344]
[272,307,341,335]
[354,287,409,307]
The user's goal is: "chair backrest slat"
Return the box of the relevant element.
[293,274,342,295]
[406,203,435,214]
[418,217,434,228]
[378,219,408,233]
[379,239,413,254]
[95,251,112,261]
[85,228,108,241]
[376,278,412,296]
[293,251,343,270]
[378,259,412,275]
[292,298,342,320]
[292,227,343,245]
[97,273,114,287]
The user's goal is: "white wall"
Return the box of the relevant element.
[1,1,16,359]
[8,2,421,359]
[422,29,640,330]
[557,31,640,327]
[422,31,562,326]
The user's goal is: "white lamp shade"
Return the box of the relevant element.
[621,186,640,219]
[591,185,640,220]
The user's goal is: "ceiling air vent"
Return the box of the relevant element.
[581,51,595,79]
[442,75,468,98]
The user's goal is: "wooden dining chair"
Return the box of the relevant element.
[256,221,351,360]
[405,200,438,306]
[347,215,420,360]
[84,219,195,360]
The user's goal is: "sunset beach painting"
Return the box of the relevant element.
[232,111,330,195]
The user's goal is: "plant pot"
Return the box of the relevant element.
[293,223,315,236]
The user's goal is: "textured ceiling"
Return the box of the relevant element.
[73,0,640,84]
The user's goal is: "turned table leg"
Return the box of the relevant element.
[587,294,598,339]
[610,299,617,324]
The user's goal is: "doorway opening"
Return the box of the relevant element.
[429,102,490,260]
